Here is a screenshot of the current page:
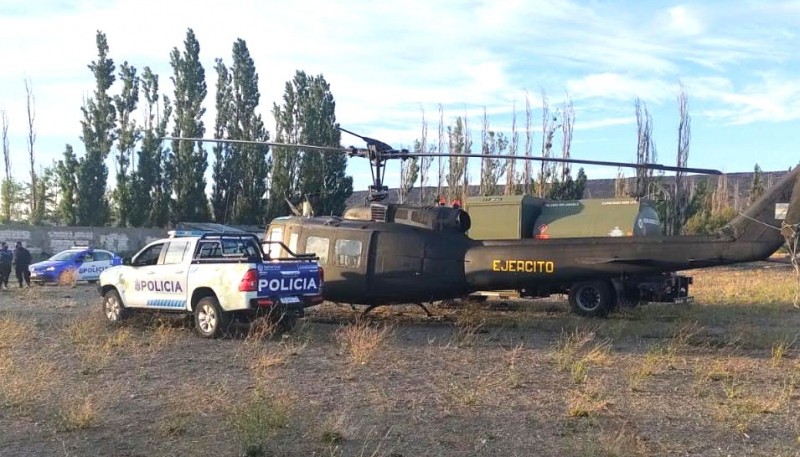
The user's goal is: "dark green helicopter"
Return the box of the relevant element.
[169,130,800,317]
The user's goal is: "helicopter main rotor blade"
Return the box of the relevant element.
[389,152,723,175]
[163,136,360,154]
[164,136,721,175]
[338,127,395,152]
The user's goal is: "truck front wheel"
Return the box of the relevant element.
[194,296,231,338]
[568,281,615,318]
[103,289,131,323]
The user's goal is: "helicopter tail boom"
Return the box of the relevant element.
[463,166,800,292]
[715,165,799,250]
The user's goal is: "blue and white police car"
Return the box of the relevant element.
[29,248,123,284]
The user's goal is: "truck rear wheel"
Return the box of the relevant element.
[273,312,297,333]
[569,281,615,318]
[194,296,231,338]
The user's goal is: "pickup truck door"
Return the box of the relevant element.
[124,242,166,308]
[140,240,192,310]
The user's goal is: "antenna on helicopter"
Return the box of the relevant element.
[285,198,302,217]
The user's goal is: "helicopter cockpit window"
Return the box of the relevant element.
[335,239,362,268]
[306,236,330,265]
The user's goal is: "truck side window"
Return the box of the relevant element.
[306,236,330,264]
[335,239,362,268]
[197,242,222,259]
[163,241,190,265]
[132,243,164,267]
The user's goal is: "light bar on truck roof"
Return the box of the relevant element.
[168,230,208,238]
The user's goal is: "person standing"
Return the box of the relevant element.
[12,241,32,288]
[0,242,12,289]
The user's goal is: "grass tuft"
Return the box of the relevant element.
[0,316,36,349]
[66,314,133,373]
[57,268,79,287]
[771,338,794,366]
[504,343,525,388]
[57,395,97,431]
[552,329,612,387]
[451,303,488,347]
[230,389,290,457]
[566,384,609,418]
[335,319,392,366]
[0,356,58,412]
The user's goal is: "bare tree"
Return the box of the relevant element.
[712,173,729,216]
[523,92,533,194]
[398,155,419,204]
[1,111,8,180]
[446,117,467,202]
[505,101,519,195]
[1,110,10,222]
[437,104,445,201]
[479,108,507,196]
[673,83,691,235]
[417,107,433,204]
[480,109,490,196]
[538,90,559,197]
[633,97,657,199]
[560,96,575,183]
[461,112,472,202]
[25,78,39,223]
[614,168,628,198]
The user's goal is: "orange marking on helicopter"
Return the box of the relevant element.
[492,259,555,273]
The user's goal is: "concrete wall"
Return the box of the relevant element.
[0,224,167,260]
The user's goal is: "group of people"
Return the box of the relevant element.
[0,241,32,289]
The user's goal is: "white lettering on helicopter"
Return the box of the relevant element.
[492,259,555,273]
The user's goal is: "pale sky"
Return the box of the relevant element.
[1,0,799,192]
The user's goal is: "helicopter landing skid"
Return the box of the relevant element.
[361,302,434,318]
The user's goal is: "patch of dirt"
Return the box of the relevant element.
[1,268,799,457]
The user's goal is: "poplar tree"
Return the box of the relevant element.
[25,78,41,224]
[271,71,351,219]
[169,28,210,222]
[131,66,172,227]
[446,117,467,202]
[749,164,765,206]
[55,144,78,225]
[112,62,139,226]
[228,39,270,224]
[211,58,234,222]
[77,30,116,226]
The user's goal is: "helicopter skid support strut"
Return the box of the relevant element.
[361,302,434,318]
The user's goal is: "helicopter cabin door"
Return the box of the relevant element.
[368,231,426,302]
[300,229,371,302]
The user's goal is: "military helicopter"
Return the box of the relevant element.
[168,130,800,317]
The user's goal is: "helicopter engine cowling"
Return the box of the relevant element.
[343,203,471,233]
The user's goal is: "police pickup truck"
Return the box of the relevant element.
[98,231,323,338]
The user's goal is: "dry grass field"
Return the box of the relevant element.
[1,263,799,457]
